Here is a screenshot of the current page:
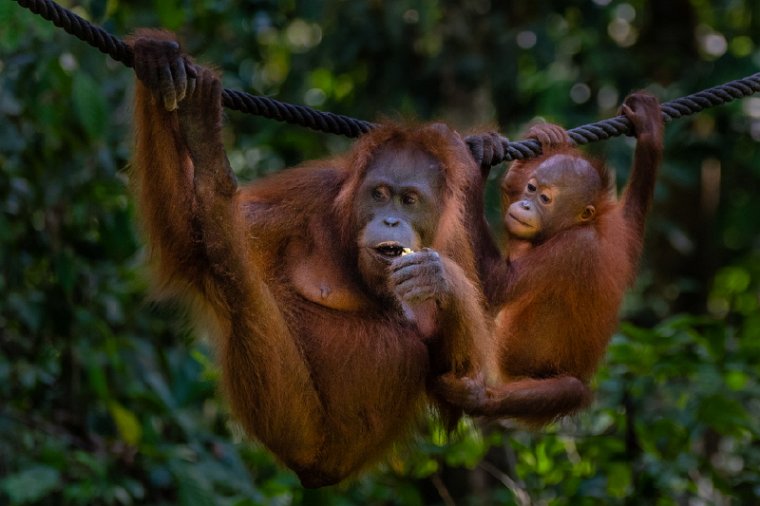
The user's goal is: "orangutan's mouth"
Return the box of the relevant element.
[374,241,408,258]
[508,213,532,228]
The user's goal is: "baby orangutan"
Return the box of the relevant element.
[438,92,664,426]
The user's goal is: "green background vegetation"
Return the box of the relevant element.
[1,0,759,504]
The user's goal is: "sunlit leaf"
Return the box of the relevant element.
[109,401,143,446]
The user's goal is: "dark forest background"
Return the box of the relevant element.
[1,0,759,504]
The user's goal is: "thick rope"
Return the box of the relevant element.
[489,72,760,164]
[13,0,760,163]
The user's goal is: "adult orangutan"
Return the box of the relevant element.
[127,30,489,487]
[438,92,664,427]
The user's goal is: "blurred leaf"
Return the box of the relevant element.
[0,3,22,51]
[155,0,186,30]
[697,394,750,435]
[606,463,632,498]
[86,354,109,400]
[109,401,143,446]
[173,463,216,506]
[1,466,61,504]
[72,72,107,141]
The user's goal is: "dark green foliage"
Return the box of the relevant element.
[1,1,759,504]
